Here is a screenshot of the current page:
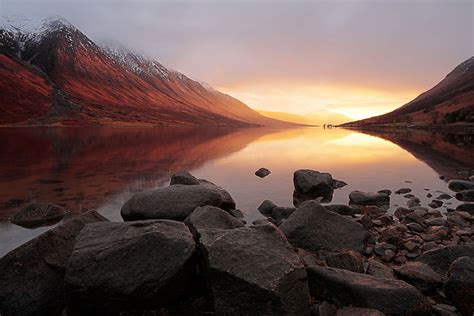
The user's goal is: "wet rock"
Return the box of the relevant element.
[0,211,108,315]
[336,307,385,316]
[406,197,421,208]
[394,207,412,219]
[425,218,448,227]
[437,193,452,200]
[293,169,346,195]
[417,245,474,277]
[448,180,474,192]
[422,227,448,242]
[198,224,310,315]
[185,205,244,235]
[393,262,444,293]
[170,170,200,185]
[258,199,277,215]
[428,209,442,217]
[428,200,443,209]
[444,257,474,315]
[325,250,365,273]
[9,202,68,229]
[407,222,424,233]
[403,212,425,226]
[307,265,431,315]
[65,220,196,309]
[455,189,474,202]
[349,191,389,206]
[426,193,433,198]
[377,189,392,196]
[326,204,357,216]
[357,205,386,217]
[280,201,368,252]
[456,203,474,215]
[255,167,271,178]
[395,188,412,194]
[270,206,296,224]
[121,183,233,221]
[367,259,395,279]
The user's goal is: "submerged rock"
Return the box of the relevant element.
[121,183,233,221]
[444,257,474,315]
[198,224,310,315]
[255,167,271,178]
[185,205,244,235]
[65,220,196,309]
[307,265,431,315]
[280,201,368,252]
[349,191,390,206]
[10,202,68,229]
[0,211,108,316]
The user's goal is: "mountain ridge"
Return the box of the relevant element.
[0,16,293,127]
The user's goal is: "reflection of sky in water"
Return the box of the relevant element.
[1,127,472,256]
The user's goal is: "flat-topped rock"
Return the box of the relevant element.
[280,201,368,252]
[65,220,196,308]
[0,211,108,315]
[121,183,234,221]
[349,191,389,206]
[198,224,310,315]
[307,265,431,315]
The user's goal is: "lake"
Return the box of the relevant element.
[1,126,473,256]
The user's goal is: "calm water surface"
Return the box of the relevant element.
[1,127,473,256]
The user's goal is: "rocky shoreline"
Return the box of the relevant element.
[1,169,473,315]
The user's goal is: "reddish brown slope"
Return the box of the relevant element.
[343,57,474,127]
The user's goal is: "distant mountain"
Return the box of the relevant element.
[0,17,291,127]
[256,109,351,126]
[343,56,474,127]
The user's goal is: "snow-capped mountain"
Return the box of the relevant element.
[0,17,291,127]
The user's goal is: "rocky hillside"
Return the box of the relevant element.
[343,56,474,127]
[0,17,290,127]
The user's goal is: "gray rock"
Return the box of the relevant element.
[198,179,236,210]
[417,245,474,277]
[307,265,431,315]
[258,200,277,215]
[448,180,474,192]
[428,200,443,208]
[407,222,424,233]
[426,218,448,227]
[455,189,474,202]
[444,257,474,315]
[121,184,231,221]
[395,188,412,194]
[406,197,421,208]
[0,211,108,315]
[326,250,365,273]
[280,201,368,252]
[437,193,452,200]
[367,259,395,279]
[170,170,200,185]
[270,206,296,224]
[377,189,392,196]
[228,208,246,219]
[393,262,445,293]
[255,167,271,178]
[185,206,244,235]
[293,169,340,195]
[10,202,68,229]
[326,204,357,216]
[349,191,389,206]
[456,203,474,215]
[65,220,196,308]
[394,207,412,219]
[198,224,310,315]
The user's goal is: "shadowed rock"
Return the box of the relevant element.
[198,224,310,315]
[170,170,200,185]
[326,250,365,273]
[280,201,368,252]
[307,265,432,315]
[0,211,108,316]
[455,189,474,202]
[255,168,271,178]
[185,205,244,235]
[448,180,474,192]
[393,262,445,293]
[417,245,474,277]
[292,170,346,205]
[349,191,390,206]
[65,220,197,310]
[10,202,68,229]
[445,257,474,315]
[121,183,234,221]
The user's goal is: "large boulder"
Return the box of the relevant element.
[198,224,310,315]
[0,211,108,316]
[65,220,197,309]
[444,257,474,315]
[417,245,474,277]
[293,170,346,205]
[349,191,390,206]
[121,183,234,221]
[10,202,68,229]
[448,179,474,192]
[279,201,368,252]
[184,205,244,235]
[307,265,432,315]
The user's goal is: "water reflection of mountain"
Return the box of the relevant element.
[353,128,474,179]
[0,127,278,219]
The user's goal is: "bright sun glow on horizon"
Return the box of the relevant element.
[217,82,419,120]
